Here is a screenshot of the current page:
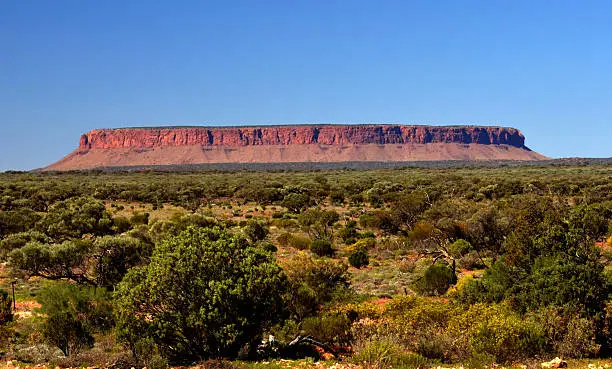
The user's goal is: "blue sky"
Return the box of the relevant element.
[1,0,611,170]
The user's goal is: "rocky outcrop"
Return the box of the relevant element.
[45,125,546,171]
[76,125,527,151]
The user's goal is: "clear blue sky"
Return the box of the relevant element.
[1,0,611,170]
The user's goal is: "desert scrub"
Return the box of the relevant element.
[311,239,335,257]
[349,249,369,268]
[447,302,546,362]
[277,232,311,250]
[352,338,432,369]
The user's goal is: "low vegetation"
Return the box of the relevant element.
[0,164,610,368]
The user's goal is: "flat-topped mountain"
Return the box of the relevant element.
[44,125,547,170]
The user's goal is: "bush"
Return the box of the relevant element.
[276,232,292,247]
[449,239,472,259]
[346,237,376,253]
[56,350,140,368]
[37,197,113,241]
[412,263,457,296]
[115,227,287,361]
[258,241,278,253]
[330,190,345,205]
[301,312,352,345]
[0,289,13,325]
[352,338,401,369]
[349,249,369,268]
[555,316,600,358]
[415,334,452,361]
[458,251,486,270]
[277,232,311,250]
[0,208,42,238]
[281,253,348,319]
[0,231,49,259]
[353,339,430,369]
[359,210,399,233]
[37,282,113,356]
[310,239,334,257]
[93,235,153,288]
[380,297,549,363]
[281,193,311,213]
[112,216,132,233]
[9,239,93,285]
[13,344,64,364]
[448,303,546,363]
[243,219,269,242]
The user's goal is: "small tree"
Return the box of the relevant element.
[115,227,287,361]
[281,193,311,213]
[93,235,153,288]
[298,209,339,241]
[36,196,113,241]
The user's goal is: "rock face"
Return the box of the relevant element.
[77,125,526,151]
[45,125,547,170]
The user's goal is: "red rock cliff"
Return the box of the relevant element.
[77,125,526,151]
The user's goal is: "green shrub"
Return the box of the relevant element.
[0,289,13,325]
[458,251,486,270]
[277,232,311,250]
[281,253,348,319]
[412,263,457,296]
[359,210,399,233]
[0,208,42,238]
[276,232,293,247]
[115,227,287,361]
[352,338,401,369]
[310,239,334,257]
[133,337,168,369]
[415,334,452,361]
[449,239,472,258]
[243,219,269,242]
[9,239,93,285]
[338,221,358,242]
[554,316,600,358]
[353,338,431,369]
[281,193,311,213]
[349,237,376,251]
[0,231,49,259]
[359,231,376,239]
[330,190,345,205]
[37,197,113,241]
[258,241,278,253]
[271,218,299,230]
[113,216,132,233]
[301,312,352,345]
[38,281,113,356]
[289,235,311,250]
[349,249,369,268]
[93,235,153,288]
[448,303,546,363]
